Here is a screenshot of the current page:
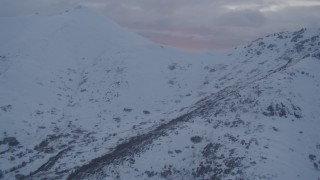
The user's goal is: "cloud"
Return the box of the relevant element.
[263,5,320,32]
[217,9,266,28]
[0,0,319,50]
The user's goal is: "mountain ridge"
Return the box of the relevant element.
[0,7,319,180]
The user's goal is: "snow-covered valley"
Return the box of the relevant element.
[0,7,320,180]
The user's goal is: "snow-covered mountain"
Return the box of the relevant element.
[0,7,319,180]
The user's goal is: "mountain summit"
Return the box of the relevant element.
[0,7,320,180]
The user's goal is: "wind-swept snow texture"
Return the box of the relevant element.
[0,7,320,180]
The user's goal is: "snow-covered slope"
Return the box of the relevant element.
[0,7,319,180]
